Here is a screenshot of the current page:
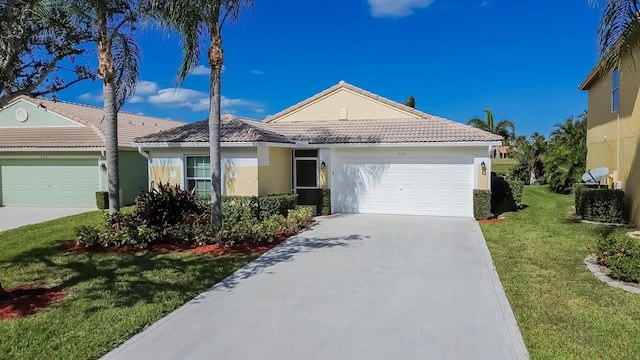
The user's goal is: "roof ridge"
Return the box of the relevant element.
[17,96,185,124]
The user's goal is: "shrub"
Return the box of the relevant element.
[320,189,331,216]
[598,232,640,283]
[577,188,626,224]
[257,194,298,220]
[574,184,585,215]
[222,196,258,224]
[96,191,108,210]
[75,212,160,248]
[473,190,492,220]
[507,178,524,208]
[136,183,207,228]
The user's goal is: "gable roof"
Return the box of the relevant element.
[0,96,185,149]
[265,81,429,122]
[136,115,502,145]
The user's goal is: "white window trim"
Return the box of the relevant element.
[185,155,211,196]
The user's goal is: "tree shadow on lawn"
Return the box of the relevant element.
[2,233,366,312]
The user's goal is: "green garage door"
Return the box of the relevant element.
[0,159,99,207]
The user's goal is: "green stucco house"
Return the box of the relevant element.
[0,96,184,208]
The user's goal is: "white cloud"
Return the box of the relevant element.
[368,0,434,18]
[145,87,261,113]
[135,80,159,95]
[250,69,264,75]
[78,92,103,102]
[129,95,144,103]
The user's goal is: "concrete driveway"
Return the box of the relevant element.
[103,214,528,360]
[0,207,94,232]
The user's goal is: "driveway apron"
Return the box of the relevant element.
[102,214,528,360]
[0,207,94,232]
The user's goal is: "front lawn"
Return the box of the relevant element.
[482,186,640,359]
[492,158,515,175]
[0,211,256,360]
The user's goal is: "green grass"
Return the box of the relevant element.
[0,211,256,360]
[492,158,516,175]
[482,186,640,359]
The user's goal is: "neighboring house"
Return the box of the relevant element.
[136,81,502,218]
[580,63,640,225]
[0,96,184,208]
[492,146,510,159]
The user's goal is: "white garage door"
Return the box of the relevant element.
[333,156,473,217]
[0,159,99,207]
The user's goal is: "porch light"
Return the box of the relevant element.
[481,161,486,171]
[321,161,326,170]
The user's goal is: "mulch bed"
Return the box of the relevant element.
[59,232,294,256]
[478,218,505,224]
[0,286,66,321]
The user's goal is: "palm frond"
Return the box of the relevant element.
[482,108,494,130]
[111,30,140,110]
[467,117,489,131]
[593,0,640,74]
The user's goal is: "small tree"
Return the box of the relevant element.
[0,0,94,107]
[405,95,416,108]
[544,113,587,193]
[510,133,547,184]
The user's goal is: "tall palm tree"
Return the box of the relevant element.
[64,0,141,214]
[148,0,253,226]
[545,114,588,193]
[467,109,516,145]
[590,0,640,74]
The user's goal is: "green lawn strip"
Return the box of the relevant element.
[482,186,640,359]
[0,212,257,360]
[492,158,515,175]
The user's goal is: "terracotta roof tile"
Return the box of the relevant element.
[0,96,185,148]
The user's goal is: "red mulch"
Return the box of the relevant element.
[478,218,505,224]
[0,286,66,321]
[59,229,305,256]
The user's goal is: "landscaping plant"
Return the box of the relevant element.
[597,232,640,283]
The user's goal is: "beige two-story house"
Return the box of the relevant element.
[579,61,640,225]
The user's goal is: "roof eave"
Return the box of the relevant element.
[579,64,600,90]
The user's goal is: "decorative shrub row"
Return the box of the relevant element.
[76,207,314,248]
[575,187,626,224]
[473,190,492,220]
[597,232,640,283]
[95,191,109,210]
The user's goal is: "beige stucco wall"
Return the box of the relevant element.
[150,166,181,186]
[268,88,420,122]
[586,60,640,225]
[225,165,258,196]
[478,164,489,190]
[258,147,292,195]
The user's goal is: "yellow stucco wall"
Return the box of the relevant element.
[586,60,640,225]
[150,166,181,186]
[225,165,258,196]
[478,164,489,190]
[258,147,292,196]
[319,167,329,189]
[269,88,420,122]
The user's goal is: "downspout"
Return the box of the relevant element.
[137,146,151,190]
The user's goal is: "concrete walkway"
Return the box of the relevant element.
[103,214,528,360]
[0,207,94,232]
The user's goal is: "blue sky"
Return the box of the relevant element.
[57,0,604,138]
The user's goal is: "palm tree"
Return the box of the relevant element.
[589,0,640,74]
[63,0,141,214]
[544,113,588,193]
[148,0,253,226]
[467,109,516,145]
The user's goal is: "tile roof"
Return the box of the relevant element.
[136,115,295,143]
[136,115,502,145]
[0,96,185,149]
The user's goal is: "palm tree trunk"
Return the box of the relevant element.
[103,80,120,214]
[208,28,223,226]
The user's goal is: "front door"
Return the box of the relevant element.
[293,149,319,206]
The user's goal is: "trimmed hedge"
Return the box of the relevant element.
[508,178,524,208]
[491,175,523,214]
[575,188,626,224]
[257,194,298,219]
[96,191,108,210]
[474,190,492,220]
[598,232,640,283]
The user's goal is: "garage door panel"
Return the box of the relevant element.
[1,159,98,207]
[334,156,473,217]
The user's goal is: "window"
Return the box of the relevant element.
[295,159,318,187]
[186,156,210,197]
[612,67,620,113]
